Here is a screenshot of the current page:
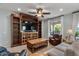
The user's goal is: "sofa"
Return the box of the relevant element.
[0,46,27,56]
[47,42,76,56]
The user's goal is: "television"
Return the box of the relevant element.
[22,21,36,32]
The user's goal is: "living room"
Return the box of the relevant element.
[0,3,79,56]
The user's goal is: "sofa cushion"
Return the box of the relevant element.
[64,48,76,56]
[55,42,71,52]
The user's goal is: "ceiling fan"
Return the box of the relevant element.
[28,7,51,17]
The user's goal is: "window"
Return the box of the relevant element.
[54,24,62,34]
[75,24,79,37]
[50,21,62,35]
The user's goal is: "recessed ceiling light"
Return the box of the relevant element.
[17,8,21,11]
[59,8,63,12]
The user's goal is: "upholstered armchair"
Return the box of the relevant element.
[49,34,62,46]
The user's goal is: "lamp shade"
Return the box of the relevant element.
[67,29,73,34]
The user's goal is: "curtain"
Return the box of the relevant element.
[72,12,79,35]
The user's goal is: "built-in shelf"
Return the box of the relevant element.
[11,12,42,47]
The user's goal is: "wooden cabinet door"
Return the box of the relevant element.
[11,16,21,47]
[38,21,42,38]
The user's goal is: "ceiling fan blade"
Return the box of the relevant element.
[43,12,50,14]
[28,12,36,14]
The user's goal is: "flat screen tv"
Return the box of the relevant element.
[22,21,36,32]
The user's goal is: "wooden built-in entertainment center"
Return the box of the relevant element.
[11,12,42,47]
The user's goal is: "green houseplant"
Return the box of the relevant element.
[54,24,61,33]
[75,31,79,37]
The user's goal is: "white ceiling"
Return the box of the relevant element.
[0,3,79,19]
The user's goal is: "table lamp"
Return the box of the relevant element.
[66,29,73,43]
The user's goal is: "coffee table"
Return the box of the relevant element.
[27,38,48,53]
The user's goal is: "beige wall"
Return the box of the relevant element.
[62,14,73,38]
[42,20,49,39]
[0,10,11,48]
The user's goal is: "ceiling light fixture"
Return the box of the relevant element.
[36,8,44,17]
[17,8,21,11]
[59,8,63,12]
